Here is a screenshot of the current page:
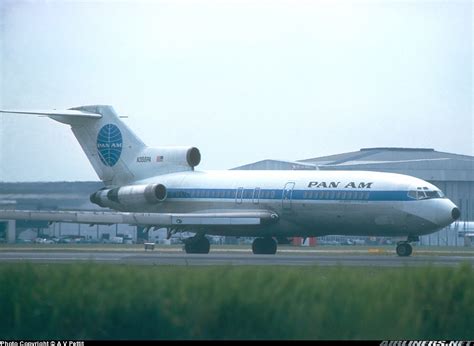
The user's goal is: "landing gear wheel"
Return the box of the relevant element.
[184,236,210,254]
[252,238,263,254]
[396,242,412,257]
[252,237,277,255]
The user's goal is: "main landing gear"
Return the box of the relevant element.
[184,235,210,254]
[396,235,419,257]
[252,237,277,255]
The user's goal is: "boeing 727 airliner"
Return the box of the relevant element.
[0,105,461,256]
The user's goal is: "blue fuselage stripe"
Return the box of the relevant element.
[166,188,414,202]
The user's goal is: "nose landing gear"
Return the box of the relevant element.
[396,235,419,257]
[396,242,412,257]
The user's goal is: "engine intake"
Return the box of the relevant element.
[186,147,201,167]
[145,146,201,169]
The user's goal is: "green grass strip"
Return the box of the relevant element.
[0,263,473,340]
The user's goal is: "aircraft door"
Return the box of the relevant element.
[253,188,260,204]
[282,182,295,210]
[235,187,243,204]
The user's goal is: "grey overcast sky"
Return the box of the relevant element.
[0,0,472,182]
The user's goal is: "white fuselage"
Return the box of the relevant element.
[111,170,458,238]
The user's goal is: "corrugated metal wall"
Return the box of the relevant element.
[430,181,473,222]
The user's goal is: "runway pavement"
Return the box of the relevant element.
[0,249,473,267]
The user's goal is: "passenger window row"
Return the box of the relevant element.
[167,189,278,199]
[168,189,372,200]
[303,190,370,200]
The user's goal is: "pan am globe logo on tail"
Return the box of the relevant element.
[97,124,123,166]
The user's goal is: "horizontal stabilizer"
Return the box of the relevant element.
[0,109,102,126]
[0,210,279,227]
[0,109,101,118]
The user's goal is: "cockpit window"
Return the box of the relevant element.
[407,187,445,200]
[417,189,427,199]
[425,191,440,198]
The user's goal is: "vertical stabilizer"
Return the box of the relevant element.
[63,105,145,185]
[0,105,199,186]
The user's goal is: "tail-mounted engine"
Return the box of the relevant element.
[90,183,167,208]
[140,146,201,170]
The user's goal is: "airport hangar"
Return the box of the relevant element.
[0,147,473,246]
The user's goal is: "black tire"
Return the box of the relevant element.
[184,241,194,254]
[197,237,210,254]
[396,242,412,257]
[264,237,277,255]
[184,236,210,254]
[252,238,263,254]
[252,237,277,255]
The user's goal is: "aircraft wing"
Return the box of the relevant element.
[0,210,279,227]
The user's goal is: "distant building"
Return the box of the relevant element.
[0,181,138,242]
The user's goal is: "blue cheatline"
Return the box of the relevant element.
[165,188,416,202]
[96,124,123,167]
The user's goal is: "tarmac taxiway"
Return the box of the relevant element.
[0,249,472,267]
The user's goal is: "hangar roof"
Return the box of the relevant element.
[233,148,474,181]
[231,159,316,171]
[299,147,473,166]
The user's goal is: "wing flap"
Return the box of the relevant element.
[0,210,279,227]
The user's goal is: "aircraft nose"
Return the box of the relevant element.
[451,207,461,221]
[432,199,460,228]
